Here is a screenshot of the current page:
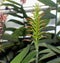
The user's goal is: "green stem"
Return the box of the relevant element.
[36,47,39,63]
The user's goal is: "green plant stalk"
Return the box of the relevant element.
[32,4,43,63]
[35,41,39,63]
[30,4,46,63]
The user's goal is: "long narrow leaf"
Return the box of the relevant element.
[10,45,30,63]
[47,57,60,63]
[46,44,60,54]
[3,3,20,9]
[8,19,24,25]
[8,13,23,18]
[39,52,56,61]
[42,26,55,31]
[6,28,16,31]
[22,50,36,63]
[38,0,56,7]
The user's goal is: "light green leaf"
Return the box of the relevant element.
[22,50,36,63]
[39,52,56,61]
[10,45,30,63]
[39,49,52,54]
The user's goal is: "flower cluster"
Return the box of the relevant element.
[0,12,7,22]
[0,12,7,38]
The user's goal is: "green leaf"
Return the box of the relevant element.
[42,26,55,31]
[38,0,56,7]
[46,44,60,54]
[39,49,52,54]
[29,58,36,63]
[39,39,58,44]
[47,57,60,63]
[42,13,56,19]
[3,3,22,13]
[10,45,30,63]
[39,52,56,61]
[22,50,36,63]
[6,28,16,31]
[8,12,23,18]
[8,19,24,25]
[3,3,20,9]
[2,42,14,49]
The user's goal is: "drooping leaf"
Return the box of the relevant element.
[39,49,53,54]
[5,28,16,31]
[10,45,30,63]
[40,38,58,44]
[2,42,14,49]
[46,44,60,54]
[8,12,23,18]
[42,13,56,19]
[3,3,21,9]
[42,26,55,31]
[38,0,56,7]
[47,57,60,63]
[22,50,36,63]
[8,19,24,25]
[39,39,58,44]
[39,52,56,61]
